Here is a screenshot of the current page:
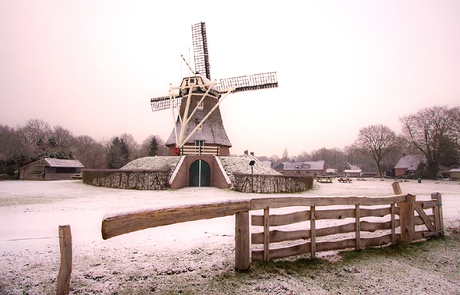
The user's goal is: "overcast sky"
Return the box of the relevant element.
[1,1,459,157]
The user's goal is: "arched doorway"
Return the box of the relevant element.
[189,160,210,187]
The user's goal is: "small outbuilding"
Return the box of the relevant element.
[343,169,362,177]
[20,158,84,181]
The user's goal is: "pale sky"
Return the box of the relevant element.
[1,1,459,157]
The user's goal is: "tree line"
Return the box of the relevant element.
[259,105,460,180]
[0,119,168,178]
[1,105,458,180]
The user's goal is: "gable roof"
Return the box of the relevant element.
[394,154,425,170]
[44,158,84,168]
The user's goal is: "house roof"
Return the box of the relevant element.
[44,158,84,168]
[394,154,425,170]
[283,160,325,171]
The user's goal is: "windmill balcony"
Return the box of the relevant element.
[180,145,221,156]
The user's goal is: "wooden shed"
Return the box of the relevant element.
[20,158,84,181]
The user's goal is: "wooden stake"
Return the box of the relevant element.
[56,225,72,295]
[235,212,250,271]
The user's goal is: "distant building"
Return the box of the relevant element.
[20,158,84,181]
[275,160,325,176]
[343,169,362,177]
[326,168,337,175]
[394,154,426,177]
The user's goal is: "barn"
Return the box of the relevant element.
[20,158,84,181]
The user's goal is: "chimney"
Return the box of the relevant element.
[250,152,254,156]
[244,150,248,156]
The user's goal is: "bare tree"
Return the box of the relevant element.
[400,105,459,179]
[72,135,106,169]
[355,124,401,178]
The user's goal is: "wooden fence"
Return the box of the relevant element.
[249,193,443,262]
[101,184,444,271]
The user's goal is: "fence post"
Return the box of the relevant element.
[431,192,444,234]
[392,182,402,194]
[310,206,316,258]
[355,204,361,250]
[235,211,250,272]
[56,225,72,295]
[400,194,415,243]
[263,208,270,261]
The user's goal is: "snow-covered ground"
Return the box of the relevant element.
[0,179,459,294]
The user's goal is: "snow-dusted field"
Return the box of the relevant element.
[1,179,459,294]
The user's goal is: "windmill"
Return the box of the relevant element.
[150,22,278,156]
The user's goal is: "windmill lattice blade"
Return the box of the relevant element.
[217,72,278,93]
[191,22,211,80]
[150,96,182,112]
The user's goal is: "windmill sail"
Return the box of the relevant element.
[150,96,182,112]
[217,72,278,93]
[191,22,211,80]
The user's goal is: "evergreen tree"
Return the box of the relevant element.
[106,137,130,169]
[148,136,159,156]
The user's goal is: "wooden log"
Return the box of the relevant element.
[310,205,316,258]
[431,192,444,233]
[235,212,250,272]
[250,195,407,210]
[400,194,415,243]
[101,200,251,239]
[56,225,72,295]
[263,208,270,261]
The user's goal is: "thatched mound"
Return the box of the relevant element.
[121,156,181,172]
